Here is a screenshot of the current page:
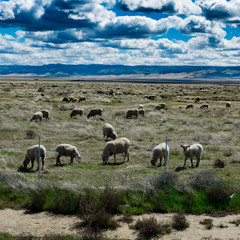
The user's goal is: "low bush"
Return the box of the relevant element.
[134,216,171,239]
[200,218,213,229]
[214,159,225,168]
[172,212,189,231]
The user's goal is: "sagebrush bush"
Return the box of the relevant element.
[214,159,225,168]
[25,129,37,139]
[134,216,171,239]
[172,212,189,231]
[200,218,213,229]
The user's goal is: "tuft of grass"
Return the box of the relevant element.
[172,212,189,231]
[200,218,213,230]
[25,129,37,139]
[134,216,171,239]
[214,159,225,168]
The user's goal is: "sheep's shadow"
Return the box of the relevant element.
[53,163,67,167]
[17,166,36,173]
[175,166,187,172]
[101,162,126,166]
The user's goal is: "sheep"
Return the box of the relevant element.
[41,110,50,120]
[23,145,46,170]
[62,97,70,102]
[55,144,81,165]
[102,137,130,164]
[154,103,166,111]
[103,123,117,140]
[30,111,43,122]
[126,109,139,119]
[87,108,103,119]
[150,143,169,167]
[138,104,144,109]
[195,97,201,103]
[226,102,231,108]
[180,143,203,168]
[186,104,194,110]
[144,95,156,100]
[138,109,146,117]
[78,96,86,102]
[200,104,209,109]
[70,108,84,118]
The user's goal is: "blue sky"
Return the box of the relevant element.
[0,0,239,66]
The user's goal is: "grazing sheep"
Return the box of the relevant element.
[186,104,194,110]
[180,143,203,168]
[138,104,144,109]
[138,109,146,117]
[103,123,117,140]
[195,97,201,103]
[126,109,139,119]
[102,137,130,164]
[41,110,50,120]
[154,103,166,111]
[200,104,209,109]
[144,95,156,100]
[72,98,78,103]
[55,144,81,165]
[62,97,70,102]
[23,145,46,170]
[70,108,84,118]
[87,108,103,119]
[151,143,169,167]
[30,111,43,122]
[226,102,231,108]
[78,96,86,102]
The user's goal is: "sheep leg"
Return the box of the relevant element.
[127,153,129,162]
[183,157,187,167]
[196,156,200,167]
[56,155,61,165]
[31,159,34,169]
[41,156,44,170]
[190,157,194,168]
[70,156,74,165]
[114,154,117,164]
[157,157,162,167]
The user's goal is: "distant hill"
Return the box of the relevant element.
[0,64,240,83]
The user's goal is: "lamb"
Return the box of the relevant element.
[55,144,81,165]
[150,143,169,167]
[200,104,209,109]
[126,109,139,119]
[180,143,203,168]
[41,110,50,120]
[87,108,103,119]
[70,108,84,118]
[102,137,130,164]
[226,102,231,108]
[23,145,46,170]
[103,123,117,140]
[30,111,43,122]
[186,104,194,110]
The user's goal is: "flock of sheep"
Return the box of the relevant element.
[23,119,203,171]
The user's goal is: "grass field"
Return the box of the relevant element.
[0,80,240,214]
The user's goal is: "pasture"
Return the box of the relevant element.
[0,80,240,189]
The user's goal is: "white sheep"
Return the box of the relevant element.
[55,144,81,165]
[30,111,43,122]
[103,123,117,140]
[126,109,139,119]
[41,110,50,120]
[180,143,203,168]
[70,108,84,118]
[23,145,46,170]
[87,108,103,119]
[102,137,130,164]
[150,143,169,167]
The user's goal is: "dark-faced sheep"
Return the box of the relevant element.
[226,102,231,108]
[150,143,169,167]
[55,144,81,165]
[78,96,86,102]
[30,111,43,122]
[23,145,46,170]
[200,104,209,109]
[41,110,50,120]
[70,108,84,118]
[103,123,117,140]
[102,137,130,164]
[180,143,203,168]
[186,104,194,110]
[195,97,201,103]
[154,103,166,111]
[87,108,103,119]
[126,109,139,119]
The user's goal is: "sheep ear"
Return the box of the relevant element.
[180,145,183,147]
[188,145,190,148]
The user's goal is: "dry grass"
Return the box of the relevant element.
[0,81,240,190]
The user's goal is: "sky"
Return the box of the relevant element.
[0,0,240,66]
